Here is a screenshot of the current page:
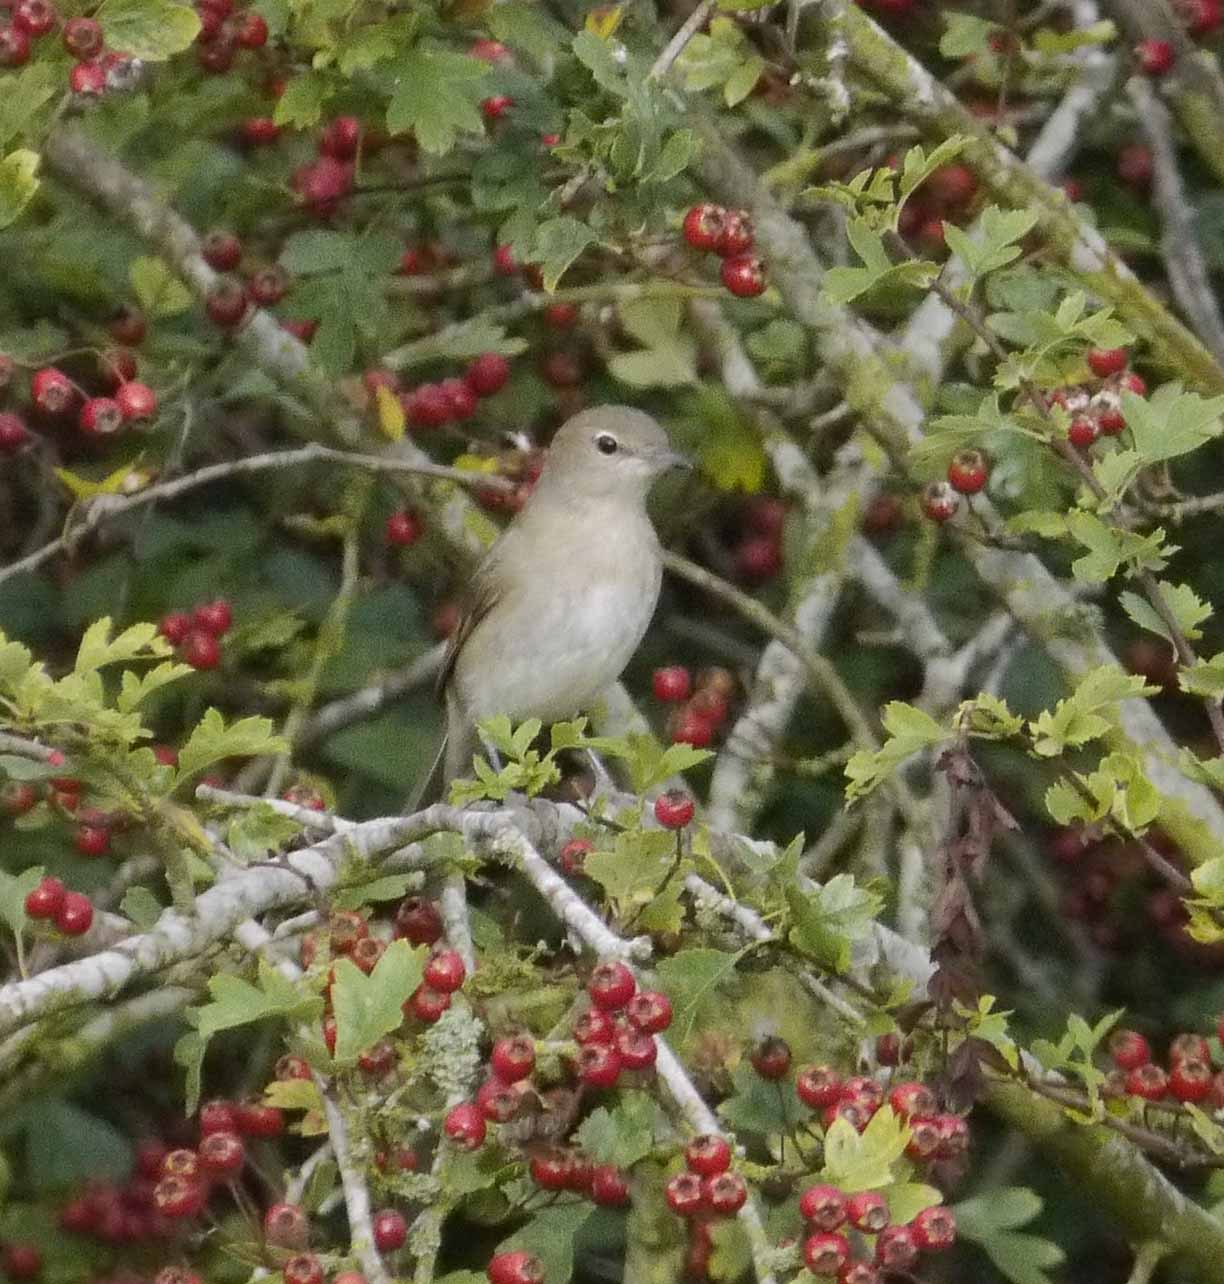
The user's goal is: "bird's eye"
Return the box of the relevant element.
[596,434,619,455]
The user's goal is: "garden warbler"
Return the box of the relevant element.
[439,405,689,786]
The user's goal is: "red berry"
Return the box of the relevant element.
[198,1098,237,1134]
[925,164,978,210]
[799,1185,847,1230]
[530,1148,572,1190]
[654,789,695,830]
[470,38,512,63]
[424,948,466,993]
[54,890,92,935]
[838,1261,881,1284]
[385,510,421,548]
[443,1102,486,1150]
[933,1112,970,1158]
[797,1065,842,1109]
[487,1251,545,1284]
[704,1171,747,1216]
[191,599,233,638]
[163,1146,201,1179]
[720,254,766,297]
[586,1163,629,1207]
[1136,38,1175,75]
[1109,1028,1151,1071]
[544,302,578,330]
[910,1205,957,1252]
[626,989,673,1034]
[372,1209,407,1252]
[670,711,715,748]
[319,116,361,160]
[750,1035,791,1080]
[666,1171,706,1217]
[577,1043,622,1088]
[234,10,267,46]
[202,230,242,271]
[715,209,754,258]
[115,381,157,422]
[74,823,110,857]
[350,937,385,975]
[682,203,727,253]
[181,631,222,671]
[840,1076,884,1109]
[465,352,511,397]
[612,1025,656,1070]
[1170,1057,1213,1102]
[1120,371,1148,396]
[153,1175,205,1218]
[406,984,451,1023]
[1117,142,1154,189]
[394,896,443,945]
[1067,416,1099,448]
[491,1034,536,1083]
[241,117,281,145]
[573,1009,615,1045]
[107,304,146,346]
[846,1190,888,1233]
[265,1201,310,1249]
[493,244,519,276]
[652,666,692,702]
[734,534,782,582]
[62,14,101,57]
[79,396,123,436]
[358,1038,396,1077]
[888,1081,936,1118]
[404,382,453,429]
[0,412,29,452]
[921,479,960,523]
[198,1129,245,1176]
[235,1100,284,1137]
[13,0,55,35]
[31,367,75,415]
[248,266,289,307]
[905,1117,944,1162]
[283,1255,324,1284]
[275,1054,312,1081]
[1087,347,1129,378]
[1,1244,40,1281]
[206,280,250,328]
[1179,0,1223,37]
[0,25,31,66]
[159,611,191,645]
[588,960,636,1010]
[540,350,582,388]
[947,448,988,494]
[1170,1032,1210,1064]
[481,94,514,121]
[804,1232,852,1276]
[685,1133,731,1176]
[476,1075,526,1122]
[558,837,593,874]
[24,876,65,919]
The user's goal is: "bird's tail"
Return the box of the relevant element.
[406,694,476,811]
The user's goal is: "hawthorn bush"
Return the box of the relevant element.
[10,0,1224,1282]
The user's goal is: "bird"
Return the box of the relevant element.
[438,404,690,788]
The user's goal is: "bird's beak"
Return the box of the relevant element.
[659,445,694,471]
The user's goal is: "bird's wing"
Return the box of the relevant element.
[435,536,506,698]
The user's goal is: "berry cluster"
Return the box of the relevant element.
[897,163,978,259]
[653,664,738,750]
[1105,1022,1224,1107]
[158,597,234,671]
[24,874,93,936]
[796,1189,956,1282]
[681,203,768,298]
[1050,347,1145,449]
[190,0,269,77]
[0,9,139,98]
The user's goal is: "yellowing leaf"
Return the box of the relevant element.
[130,256,192,318]
[375,384,404,440]
[54,461,143,500]
[0,149,39,230]
[585,5,624,37]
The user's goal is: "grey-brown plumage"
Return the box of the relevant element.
[440,405,687,785]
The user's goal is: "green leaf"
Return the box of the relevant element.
[129,257,192,319]
[0,149,40,231]
[943,207,1037,278]
[0,867,41,941]
[331,939,424,1061]
[1179,653,1224,698]
[1028,666,1155,757]
[176,709,287,781]
[117,660,193,712]
[898,138,970,204]
[825,218,940,304]
[654,948,740,1041]
[820,1106,910,1190]
[786,873,884,974]
[845,702,948,801]
[1123,382,1224,463]
[1119,581,1211,644]
[940,12,997,57]
[193,960,321,1044]
[332,873,418,911]
[531,217,596,292]
[98,0,201,59]
[608,297,698,389]
[274,72,334,128]
[955,1188,1064,1284]
[573,1091,661,1167]
[572,28,629,95]
[74,618,165,673]
[719,1059,803,1135]
[15,1101,132,1191]
[386,46,489,154]
[225,803,304,862]
[120,885,162,929]
[487,2,568,62]
[585,829,676,915]
[0,66,56,150]
[498,1204,594,1284]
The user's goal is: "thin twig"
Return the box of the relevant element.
[649,0,716,81]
